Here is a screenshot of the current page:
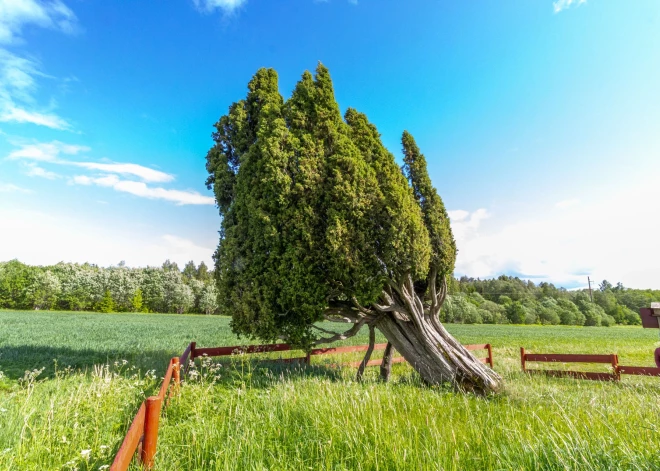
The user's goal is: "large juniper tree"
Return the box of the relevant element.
[206,64,502,393]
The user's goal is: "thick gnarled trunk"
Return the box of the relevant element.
[375,312,501,393]
[321,273,503,394]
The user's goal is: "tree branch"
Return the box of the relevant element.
[380,341,394,382]
[312,325,344,335]
[323,314,358,324]
[356,325,376,381]
[313,317,368,345]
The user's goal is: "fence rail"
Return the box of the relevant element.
[110,340,493,470]
[618,365,660,377]
[520,347,622,381]
[191,341,494,369]
[110,356,180,471]
[520,347,660,382]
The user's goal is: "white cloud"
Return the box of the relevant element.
[7,139,212,206]
[0,0,78,44]
[24,162,58,179]
[0,49,72,129]
[71,174,215,206]
[553,0,587,13]
[0,182,31,193]
[0,207,215,268]
[8,140,173,183]
[7,140,89,161]
[0,104,70,129]
[193,0,246,14]
[449,208,489,243]
[448,209,469,222]
[70,162,174,183]
[71,174,92,185]
[451,185,660,289]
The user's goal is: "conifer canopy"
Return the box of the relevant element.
[206,64,457,349]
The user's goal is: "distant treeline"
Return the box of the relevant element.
[1,260,657,325]
[0,259,218,314]
[444,276,658,326]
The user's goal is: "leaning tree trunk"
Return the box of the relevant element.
[321,273,502,394]
[375,313,500,393]
[379,342,394,382]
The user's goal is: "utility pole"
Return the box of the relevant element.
[587,276,594,303]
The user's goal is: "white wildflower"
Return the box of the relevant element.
[81,449,92,459]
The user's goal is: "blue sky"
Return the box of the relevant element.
[1,0,659,289]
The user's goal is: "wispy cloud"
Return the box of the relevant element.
[69,162,174,183]
[193,0,246,14]
[0,49,72,129]
[0,0,78,44]
[0,104,71,129]
[449,208,489,243]
[8,140,88,161]
[0,182,31,193]
[553,0,587,13]
[8,140,173,183]
[24,162,58,179]
[450,184,660,289]
[71,174,215,205]
[7,139,212,205]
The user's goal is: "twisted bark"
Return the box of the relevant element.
[318,273,503,394]
[380,342,394,382]
[356,325,376,382]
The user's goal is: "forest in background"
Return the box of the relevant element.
[445,276,657,326]
[0,259,657,324]
[0,259,217,314]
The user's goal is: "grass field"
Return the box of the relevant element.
[1,310,660,470]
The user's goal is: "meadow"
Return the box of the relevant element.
[1,310,660,470]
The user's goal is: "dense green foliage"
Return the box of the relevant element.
[2,257,656,328]
[444,275,654,326]
[206,64,455,347]
[2,310,660,470]
[401,130,456,277]
[0,259,217,314]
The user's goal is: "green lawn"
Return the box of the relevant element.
[1,310,660,470]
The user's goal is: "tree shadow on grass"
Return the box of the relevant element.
[0,344,357,386]
[184,355,354,389]
[0,344,181,381]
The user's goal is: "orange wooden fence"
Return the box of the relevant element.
[520,347,619,381]
[110,356,180,471]
[617,365,660,377]
[191,341,494,369]
[520,348,660,381]
[110,341,493,470]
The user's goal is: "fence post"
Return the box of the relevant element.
[612,354,620,381]
[141,396,162,469]
[183,342,196,378]
[520,347,526,372]
[487,344,494,368]
[172,357,180,388]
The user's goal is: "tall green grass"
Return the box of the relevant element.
[157,362,660,470]
[1,310,659,470]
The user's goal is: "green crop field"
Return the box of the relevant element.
[1,310,660,470]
